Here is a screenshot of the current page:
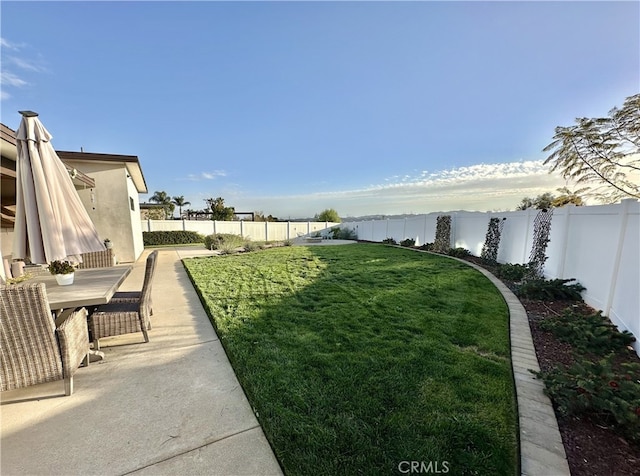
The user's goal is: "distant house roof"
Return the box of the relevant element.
[57,151,148,194]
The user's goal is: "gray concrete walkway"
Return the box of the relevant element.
[1,248,283,476]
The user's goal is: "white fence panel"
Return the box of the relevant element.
[452,212,494,256]
[405,216,426,244]
[141,220,338,242]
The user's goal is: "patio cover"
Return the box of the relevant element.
[12,111,105,264]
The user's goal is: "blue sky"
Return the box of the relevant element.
[1,1,638,219]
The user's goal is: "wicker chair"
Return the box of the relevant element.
[110,250,158,319]
[1,283,89,397]
[89,252,156,349]
[77,248,114,269]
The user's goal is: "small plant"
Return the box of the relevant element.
[515,278,585,301]
[418,243,433,251]
[533,356,640,443]
[330,227,357,240]
[382,238,397,245]
[204,233,245,251]
[47,260,75,275]
[538,310,636,355]
[400,238,415,247]
[447,247,471,258]
[243,241,259,252]
[496,263,530,282]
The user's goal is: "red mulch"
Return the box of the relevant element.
[461,255,640,475]
[524,298,640,476]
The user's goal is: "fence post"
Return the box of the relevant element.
[287,222,291,240]
[240,220,244,238]
[213,220,217,235]
[605,199,635,317]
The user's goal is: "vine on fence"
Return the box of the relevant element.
[528,209,553,279]
[433,215,452,253]
[480,217,506,263]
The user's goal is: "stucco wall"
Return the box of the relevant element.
[71,162,142,263]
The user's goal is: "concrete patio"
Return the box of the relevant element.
[0,248,283,475]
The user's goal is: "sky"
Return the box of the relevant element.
[1,1,638,219]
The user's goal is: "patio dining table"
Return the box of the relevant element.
[29,265,133,361]
[30,265,133,322]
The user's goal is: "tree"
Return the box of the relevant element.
[516,193,555,211]
[205,197,235,221]
[149,190,175,219]
[543,93,640,203]
[171,196,191,219]
[315,208,341,223]
[551,186,587,208]
[254,211,278,222]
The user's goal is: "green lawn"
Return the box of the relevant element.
[183,244,518,475]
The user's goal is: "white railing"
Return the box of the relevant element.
[141,219,340,242]
[342,199,640,355]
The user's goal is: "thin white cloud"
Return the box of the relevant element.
[182,171,227,181]
[0,38,47,101]
[0,71,28,87]
[221,160,572,218]
[7,56,47,73]
[0,38,23,50]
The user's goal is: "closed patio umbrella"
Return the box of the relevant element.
[12,111,105,264]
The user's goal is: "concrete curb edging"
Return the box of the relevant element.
[440,253,571,476]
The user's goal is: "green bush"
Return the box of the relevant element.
[539,310,636,355]
[496,263,530,282]
[515,278,585,301]
[447,247,471,258]
[204,234,246,252]
[400,238,415,247]
[533,356,640,442]
[418,243,434,251]
[330,227,357,240]
[382,238,397,245]
[143,230,204,246]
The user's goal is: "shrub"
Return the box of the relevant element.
[400,238,416,247]
[204,234,246,253]
[447,247,471,258]
[496,263,530,282]
[244,241,260,252]
[382,238,397,245]
[538,310,636,356]
[533,356,640,442]
[515,278,585,301]
[143,231,204,246]
[418,243,434,251]
[330,227,357,240]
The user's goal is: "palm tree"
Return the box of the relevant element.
[172,196,191,219]
[149,191,174,219]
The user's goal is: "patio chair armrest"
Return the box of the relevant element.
[56,308,90,378]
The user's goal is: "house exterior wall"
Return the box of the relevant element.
[69,161,142,263]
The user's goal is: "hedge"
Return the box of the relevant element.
[143,230,205,246]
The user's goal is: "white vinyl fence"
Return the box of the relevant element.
[342,200,640,355]
[141,219,339,242]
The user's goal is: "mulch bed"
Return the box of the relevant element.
[462,255,640,475]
